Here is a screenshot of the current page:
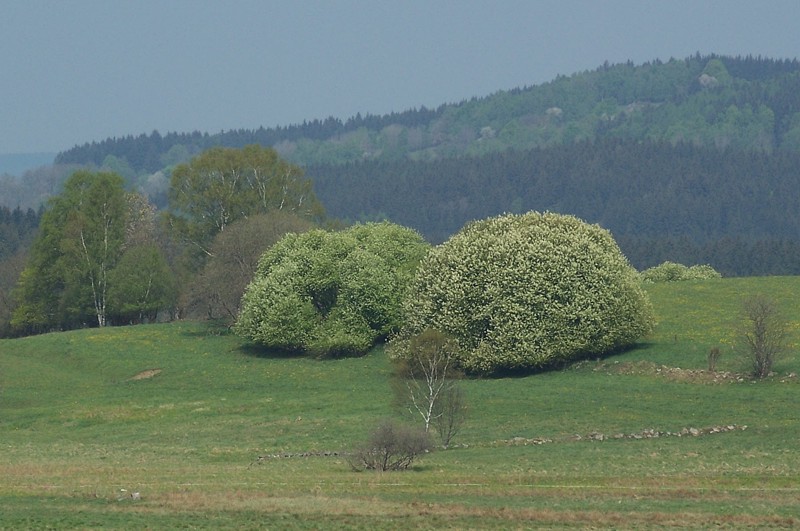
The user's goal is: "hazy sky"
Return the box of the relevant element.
[1,0,798,155]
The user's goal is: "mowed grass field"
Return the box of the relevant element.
[1,276,799,529]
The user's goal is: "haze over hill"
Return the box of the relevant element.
[0,153,56,177]
[2,1,798,155]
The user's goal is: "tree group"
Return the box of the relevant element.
[7,145,323,336]
[12,171,175,332]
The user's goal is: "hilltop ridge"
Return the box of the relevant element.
[54,54,800,172]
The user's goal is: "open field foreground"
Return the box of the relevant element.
[1,276,799,528]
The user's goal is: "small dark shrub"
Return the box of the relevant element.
[738,294,787,379]
[348,419,432,471]
[432,385,467,449]
[707,346,722,372]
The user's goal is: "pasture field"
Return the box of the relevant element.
[1,276,799,528]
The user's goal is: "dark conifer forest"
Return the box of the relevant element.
[308,139,800,275]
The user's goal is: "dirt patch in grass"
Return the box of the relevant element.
[130,369,162,381]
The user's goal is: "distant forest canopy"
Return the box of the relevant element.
[0,205,40,261]
[55,53,800,172]
[309,138,800,276]
[3,53,800,277]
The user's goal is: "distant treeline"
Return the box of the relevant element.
[0,205,40,261]
[309,138,800,276]
[55,54,800,173]
[53,108,444,174]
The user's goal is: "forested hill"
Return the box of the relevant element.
[309,138,800,276]
[55,54,800,172]
[25,54,800,276]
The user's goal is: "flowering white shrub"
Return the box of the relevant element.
[640,261,722,282]
[397,212,654,374]
[236,222,429,357]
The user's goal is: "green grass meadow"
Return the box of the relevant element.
[1,277,799,528]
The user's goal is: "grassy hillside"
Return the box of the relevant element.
[1,277,799,528]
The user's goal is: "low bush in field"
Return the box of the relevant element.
[347,419,432,471]
[641,261,721,282]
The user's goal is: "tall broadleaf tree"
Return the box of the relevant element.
[107,244,177,324]
[12,171,128,331]
[166,145,324,262]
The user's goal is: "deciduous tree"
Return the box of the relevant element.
[13,171,128,330]
[11,172,175,333]
[738,294,787,378]
[166,145,324,260]
[188,211,315,322]
[108,244,177,324]
[390,328,467,447]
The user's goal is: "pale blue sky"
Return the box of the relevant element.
[1,0,798,155]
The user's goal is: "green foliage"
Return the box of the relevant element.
[400,212,654,374]
[57,55,800,173]
[10,171,176,334]
[311,139,800,276]
[35,56,800,279]
[236,222,430,357]
[12,171,128,330]
[107,244,177,324]
[0,206,39,261]
[0,250,27,337]
[640,261,722,282]
[166,145,324,260]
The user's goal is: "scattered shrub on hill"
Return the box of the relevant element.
[347,419,432,471]
[235,222,430,358]
[396,212,654,375]
[640,261,721,282]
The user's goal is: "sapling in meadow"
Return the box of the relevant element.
[390,328,467,447]
[707,346,722,373]
[347,419,432,471]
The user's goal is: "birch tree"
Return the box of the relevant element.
[391,328,467,447]
[13,171,127,331]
